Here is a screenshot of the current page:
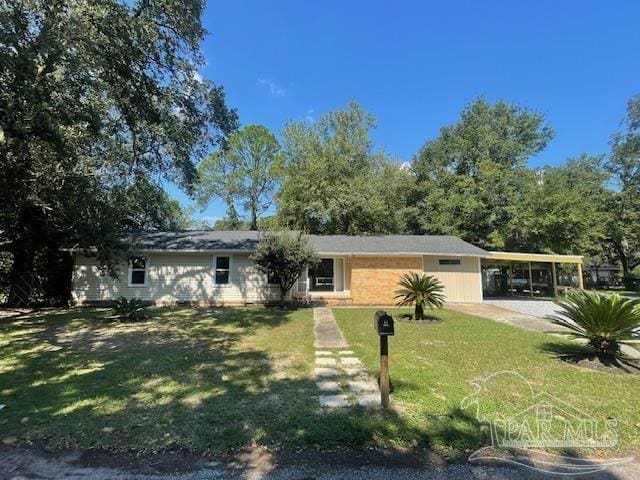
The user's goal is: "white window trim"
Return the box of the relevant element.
[128,256,149,287]
[213,255,232,285]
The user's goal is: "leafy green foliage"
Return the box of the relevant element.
[277,102,412,234]
[394,272,445,319]
[505,155,610,255]
[0,0,237,305]
[250,232,319,305]
[408,97,554,248]
[605,95,640,276]
[197,125,283,229]
[549,291,640,356]
[113,297,149,321]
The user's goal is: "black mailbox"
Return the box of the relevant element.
[374,310,395,336]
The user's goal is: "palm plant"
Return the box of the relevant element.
[548,291,640,357]
[395,272,445,320]
[113,297,149,321]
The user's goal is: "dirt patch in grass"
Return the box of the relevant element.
[555,354,640,374]
[398,315,441,325]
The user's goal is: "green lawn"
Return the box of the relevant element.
[0,307,441,454]
[0,307,322,452]
[334,307,640,458]
[3,306,640,458]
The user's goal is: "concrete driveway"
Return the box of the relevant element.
[449,299,640,360]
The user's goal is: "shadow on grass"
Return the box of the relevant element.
[539,342,640,374]
[0,308,630,478]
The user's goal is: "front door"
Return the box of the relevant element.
[309,258,334,292]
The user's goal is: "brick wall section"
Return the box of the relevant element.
[350,256,423,305]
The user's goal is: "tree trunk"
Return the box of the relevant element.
[618,247,630,278]
[415,302,424,320]
[250,204,258,230]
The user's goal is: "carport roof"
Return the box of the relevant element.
[125,231,489,256]
[484,251,583,264]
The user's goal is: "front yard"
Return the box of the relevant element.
[334,308,640,457]
[2,306,640,459]
[0,307,320,452]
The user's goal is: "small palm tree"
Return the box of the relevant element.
[395,272,445,320]
[548,291,640,357]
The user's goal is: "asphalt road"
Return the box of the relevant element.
[2,446,639,480]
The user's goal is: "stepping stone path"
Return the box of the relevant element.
[313,307,381,408]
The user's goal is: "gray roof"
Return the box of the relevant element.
[129,231,488,257]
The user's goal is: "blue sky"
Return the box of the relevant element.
[171,0,640,222]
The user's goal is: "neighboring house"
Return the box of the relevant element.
[584,262,621,287]
[71,231,583,306]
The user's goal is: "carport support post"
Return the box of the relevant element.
[380,336,390,408]
[577,262,584,290]
[528,262,534,297]
[508,263,513,296]
[552,262,558,297]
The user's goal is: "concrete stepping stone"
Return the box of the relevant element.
[314,367,338,378]
[319,394,350,408]
[316,381,340,392]
[356,394,381,407]
[348,380,379,393]
[315,357,337,367]
[340,357,362,366]
[338,350,354,355]
[344,368,368,377]
[315,350,334,356]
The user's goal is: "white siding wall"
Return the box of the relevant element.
[72,253,280,304]
[423,255,482,303]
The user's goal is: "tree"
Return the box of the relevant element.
[111,176,191,231]
[605,94,640,277]
[505,155,610,255]
[250,232,318,306]
[408,98,554,248]
[0,0,237,305]
[197,125,282,230]
[277,102,410,234]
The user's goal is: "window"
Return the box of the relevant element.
[215,256,230,284]
[309,258,334,292]
[439,258,461,265]
[128,256,148,286]
[267,271,280,285]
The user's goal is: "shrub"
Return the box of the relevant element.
[113,296,149,321]
[394,272,445,320]
[251,232,318,306]
[548,291,640,357]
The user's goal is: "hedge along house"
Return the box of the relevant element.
[71,231,584,306]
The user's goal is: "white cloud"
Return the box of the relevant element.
[257,77,287,97]
[304,109,315,122]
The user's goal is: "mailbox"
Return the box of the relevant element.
[374,310,395,336]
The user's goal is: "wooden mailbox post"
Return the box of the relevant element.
[373,310,394,408]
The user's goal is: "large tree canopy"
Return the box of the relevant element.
[408,98,555,248]
[0,0,237,304]
[505,155,610,255]
[277,102,411,234]
[605,95,640,276]
[196,125,283,230]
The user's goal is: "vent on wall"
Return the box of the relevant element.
[439,259,461,265]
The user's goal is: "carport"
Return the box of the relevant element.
[481,251,584,298]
